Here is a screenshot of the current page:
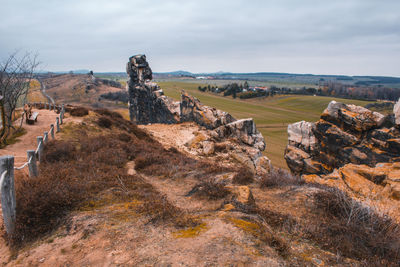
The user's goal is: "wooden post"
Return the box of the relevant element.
[61,104,65,119]
[56,117,60,132]
[0,156,16,235]
[43,131,48,144]
[37,136,43,162]
[27,150,38,177]
[59,113,63,125]
[50,124,55,139]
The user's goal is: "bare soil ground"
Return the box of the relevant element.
[0,109,81,168]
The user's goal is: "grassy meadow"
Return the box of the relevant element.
[157,81,375,169]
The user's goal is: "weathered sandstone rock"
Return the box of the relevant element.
[225,185,256,212]
[127,55,180,124]
[180,92,235,129]
[285,101,400,175]
[127,54,270,175]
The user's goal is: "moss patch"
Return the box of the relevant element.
[173,223,208,238]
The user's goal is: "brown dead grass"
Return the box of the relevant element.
[257,184,400,265]
[10,109,198,247]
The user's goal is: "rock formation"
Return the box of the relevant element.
[127,55,270,175]
[127,55,180,124]
[180,92,235,129]
[285,100,400,221]
[285,100,400,175]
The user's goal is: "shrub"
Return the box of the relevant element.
[97,116,112,128]
[11,129,197,247]
[260,167,304,188]
[41,140,76,163]
[232,167,254,185]
[312,187,400,262]
[257,186,400,264]
[117,133,131,142]
[70,107,89,117]
[94,108,123,119]
[186,180,229,200]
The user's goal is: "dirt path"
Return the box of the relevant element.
[0,109,80,170]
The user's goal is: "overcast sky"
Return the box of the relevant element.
[0,0,399,76]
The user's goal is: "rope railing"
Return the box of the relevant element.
[11,102,65,175]
[1,102,65,235]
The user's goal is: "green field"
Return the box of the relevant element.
[157,81,375,169]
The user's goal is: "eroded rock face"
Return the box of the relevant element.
[180,92,235,129]
[127,55,180,124]
[285,101,400,175]
[213,119,266,151]
[303,162,400,221]
[127,55,269,175]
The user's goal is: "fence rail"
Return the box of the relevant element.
[0,102,65,236]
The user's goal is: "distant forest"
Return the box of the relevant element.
[198,81,400,102]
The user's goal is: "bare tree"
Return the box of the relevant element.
[0,51,40,142]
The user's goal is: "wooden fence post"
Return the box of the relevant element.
[50,124,55,139]
[59,113,63,125]
[37,136,43,162]
[27,150,38,177]
[0,156,16,236]
[61,104,65,119]
[56,117,60,132]
[43,131,48,144]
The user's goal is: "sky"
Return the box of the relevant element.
[0,0,399,76]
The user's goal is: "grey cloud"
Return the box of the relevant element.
[0,0,399,76]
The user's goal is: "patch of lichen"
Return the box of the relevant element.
[189,133,207,149]
[226,216,289,258]
[228,217,261,236]
[173,223,208,238]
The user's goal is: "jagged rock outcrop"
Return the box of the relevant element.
[127,55,180,124]
[285,100,400,175]
[180,92,235,129]
[127,55,270,174]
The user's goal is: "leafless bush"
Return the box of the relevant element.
[260,167,304,188]
[69,107,88,116]
[232,167,254,185]
[0,51,39,142]
[97,116,112,128]
[186,180,229,200]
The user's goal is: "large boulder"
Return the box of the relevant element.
[180,92,235,129]
[287,121,316,153]
[285,101,400,175]
[213,119,266,151]
[322,101,385,132]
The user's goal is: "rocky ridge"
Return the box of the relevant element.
[285,98,400,220]
[127,55,270,175]
[285,100,400,175]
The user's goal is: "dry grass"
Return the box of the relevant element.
[186,180,229,200]
[257,184,400,264]
[259,167,304,188]
[69,107,89,117]
[10,109,198,247]
[232,167,254,185]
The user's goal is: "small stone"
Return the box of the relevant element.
[202,141,215,155]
